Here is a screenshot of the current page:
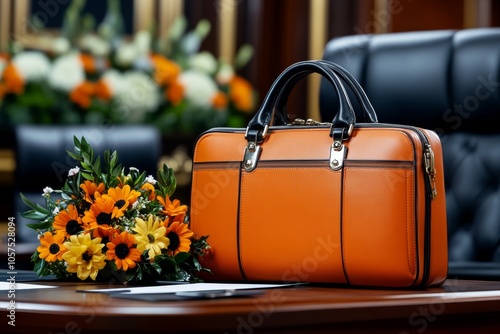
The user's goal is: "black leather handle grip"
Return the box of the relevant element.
[246,61,356,143]
[273,60,378,125]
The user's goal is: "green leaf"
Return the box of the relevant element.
[26,220,53,230]
[174,252,190,264]
[22,211,49,221]
[150,262,162,275]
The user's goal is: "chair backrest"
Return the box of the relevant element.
[14,125,162,244]
[320,29,500,276]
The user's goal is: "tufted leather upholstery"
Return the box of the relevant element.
[14,125,162,247]
[320,28,500,280]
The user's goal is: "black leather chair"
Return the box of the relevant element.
[13,125,162,252]
[320,28,500,280]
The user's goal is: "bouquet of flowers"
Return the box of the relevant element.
[20,136,210,283]
[0,0,256,135]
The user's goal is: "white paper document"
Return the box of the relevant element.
[0,281,57,290]
[83,282,297,295]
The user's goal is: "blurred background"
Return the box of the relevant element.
[1,0,500,228]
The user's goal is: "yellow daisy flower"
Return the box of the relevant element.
[62,233,106,281]
[37,231,67,262]
[132,215,170,260]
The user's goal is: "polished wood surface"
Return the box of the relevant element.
[2,279,500,333]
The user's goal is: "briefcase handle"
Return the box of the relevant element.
[273,60,378,126]
[246,60,357,144]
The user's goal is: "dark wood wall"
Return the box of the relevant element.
[182,0,500,120]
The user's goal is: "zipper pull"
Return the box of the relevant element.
[424,144,437,200]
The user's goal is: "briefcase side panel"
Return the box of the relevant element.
[423,129,448,286]
[191,132,247,281]
[342,165,417,287]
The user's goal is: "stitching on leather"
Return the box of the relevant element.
[406,169,415,276]
[239,173,246,278]
[341,169,351,284]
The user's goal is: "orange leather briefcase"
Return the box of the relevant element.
[190,60,448,288]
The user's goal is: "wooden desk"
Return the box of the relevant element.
[1,279,500,334]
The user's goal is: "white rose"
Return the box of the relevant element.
[115,42,138,67]
[12,51,51,82]
[178,70,218,108]
[51,37,71,55]
[189,51,218,75]
[79,34,111,57]
[101,69,124,96]
[134,30,151,56]
[112,71,160,123]
[48,52,85,92]
[216,61,235,85]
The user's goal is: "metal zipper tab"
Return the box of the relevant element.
[424,144,437,200]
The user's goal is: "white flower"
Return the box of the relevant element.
[51,37,71,55]
[42,187,54,198]
[178,70,218,108]
[112,71,161,123]
[12,51,51,82]
[68,166,80,177]
[129,167,139,172]
[189,51,217,75]
[145,175,157,185]
[216,61,235,85]
[48,52,85,92]
[101,69,124,96]
[53,207,60,215]
[134,30,151,56]
[79,34,111,57]
[115,42,139,67]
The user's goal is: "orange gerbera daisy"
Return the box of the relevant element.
[37,231,67,262]
[53,204,86,237]
[70,80,95,108]
[229,75,254,112]
[165,79,184,105]
[166,221,194,256]
[140,183,155,201]
[82,196,117,230]
[94,79,112,101]
[92,225,118,243]
[3,63,24,94]
[80,180,105,203]
[151,54,181,86]
[212,91,228,110]
[104,185,141,217]
[157,195,188,218]
[106,231,141,271]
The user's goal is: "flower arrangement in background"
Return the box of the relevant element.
[21,136,210,283]
[0,0,256,135]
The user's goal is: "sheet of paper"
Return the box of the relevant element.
[82,282,298,295]
[0,281,57,290]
